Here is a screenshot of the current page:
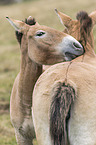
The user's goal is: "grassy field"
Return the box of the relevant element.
[0,0,96,144]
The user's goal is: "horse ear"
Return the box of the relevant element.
[89,10,96,26]
[6,16,28,32]
[55,9,73,27]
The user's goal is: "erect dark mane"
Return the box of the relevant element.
[24,18,36,26]
[76,11,92,45]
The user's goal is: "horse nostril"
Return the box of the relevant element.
[73,42,82,50]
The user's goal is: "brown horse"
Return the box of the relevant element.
[55,9,96,65]
[43,9,96,71]
[6,16,83,145]
[32,10,96,145]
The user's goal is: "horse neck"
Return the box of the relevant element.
[74,42,96,66]
[19,53,42,93]
[82,31,96,61]
[18,36,42,116]
[83,39,96,61]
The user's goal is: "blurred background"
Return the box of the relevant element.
[0,0,96,144]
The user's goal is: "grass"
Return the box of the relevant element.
[0,0,96,144]
[0,114,16,145]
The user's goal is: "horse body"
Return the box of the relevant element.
[33,62,96,145]
[66,63,96,145]
[32,10,96,145]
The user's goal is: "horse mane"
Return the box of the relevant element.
[76,11,92,45]
[15,18,36,45]
[24,18,36,26]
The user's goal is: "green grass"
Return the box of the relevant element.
[0,114,17,145]
[0,0,96,144]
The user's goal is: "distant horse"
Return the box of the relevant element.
[32,10,96,145]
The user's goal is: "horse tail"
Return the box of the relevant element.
[50,82,77,145]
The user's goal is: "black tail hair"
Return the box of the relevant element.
[50,82,76,145]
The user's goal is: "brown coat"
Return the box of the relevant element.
[32,10,96,145]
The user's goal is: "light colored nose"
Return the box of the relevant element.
[58,35,84,61]
[72,42,83,50]
[64,35,84,53]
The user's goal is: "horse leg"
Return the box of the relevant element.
[15,130,33,145]
[12,117,35,145]
[32,107,52,145]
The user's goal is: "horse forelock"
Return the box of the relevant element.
[76,11,92,45]
[76,11,92,33]
[76,11,89,21]
[24,18,36,26]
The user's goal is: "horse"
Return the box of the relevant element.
[32,10,96,145]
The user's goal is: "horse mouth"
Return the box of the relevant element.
[65,52,79,61]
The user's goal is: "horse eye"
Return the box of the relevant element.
[36,31,45,37]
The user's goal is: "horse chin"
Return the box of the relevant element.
[65,52,78,61]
